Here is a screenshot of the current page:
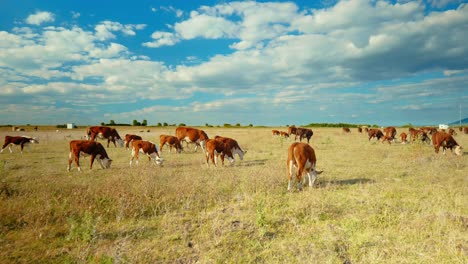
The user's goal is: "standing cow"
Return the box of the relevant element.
[368,129,384,141]
[432,131,462,156]
[175,126,209,152]
[214,136,246,162]
[205,139,235,166]
[130,140,164,166]
[124,134,142,150]
[159,135,183,153]
[1,136,39,153]
[287,142,322,191]
[68,140,112,171]
[87,126,124,147]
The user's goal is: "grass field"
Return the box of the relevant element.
[0,126,467,263]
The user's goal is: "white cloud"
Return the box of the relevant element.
[25,11,55,25]
[143,31,179,48]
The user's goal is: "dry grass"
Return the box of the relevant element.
[0,126,467,263]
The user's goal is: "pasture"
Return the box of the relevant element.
[0,126,467,263]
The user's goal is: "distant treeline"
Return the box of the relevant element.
[301,123,378,128]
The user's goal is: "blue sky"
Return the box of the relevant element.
[0,0,467,126]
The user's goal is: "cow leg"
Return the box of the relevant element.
[67,152,73,171]
[90,155,96,169]
[160,143,165,152]
[73,151,82,172]
[287,160,295,192]
[0,142,9,153]
[434,144,440,154]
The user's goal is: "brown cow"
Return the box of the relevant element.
[67,140,112,171]
[130,140,163,166]
[159,135,183,153]
[287,142,322,191]
[205,139,235,166]
[295,127,313,143]
[280,131,289,139]
[400,132,408,144]
[288,126,297,137]
[448,128,457,136]
[465,127,468,134]
[175,126,209,152]
[368,129,384,141]
[342,127,351,133]
[383,127,397,141]
[87,126,124,147]
[272,130,280,136]
[432,131,462,156]
[357,127,363,133]
[124,134,142,150]
[214,136,246,161]
[409,129,429,143]
[1,136,39,153]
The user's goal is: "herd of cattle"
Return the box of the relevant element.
[0,124,465,191]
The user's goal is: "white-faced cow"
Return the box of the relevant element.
[205,139,235,166]
[1,136,39,153]
[159,135,183,153]
[124,134,142,150]
[432,131,462,156]
[175,126,209,152]
[130,140,163,166]
[67,140,112,172]
[87,126,124,147]
[287,142,323,191]
[214,135,246,162]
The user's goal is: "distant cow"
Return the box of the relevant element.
[1,136,39,153]
[400,132,408,144]
[175,126,209,152]
[205,139,234,166]
[409,129,429,143]
[272,130,280,136]
[130,140,163,166]
[124,134,142,149]
[295,127,313,143]
[432,131,462,156]
[342,127,351,133]
[465,127,468,134]
[159,135,183,153]
[286,142,322,191]
[280,131,289,139]
[368,129,384,141]
[87,126,124,147]
[448,128,457,136]
[67,140,112,171]
[288,126,297,137]
[214,136,246,162]
[383,127,397,141]
[357,127,363,133]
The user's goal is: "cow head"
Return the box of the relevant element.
[454,145,463,156]
[29,137,39,144]
[116,138,124,147]
[98,157,112,169]
[233,148,246,160]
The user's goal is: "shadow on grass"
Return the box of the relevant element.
[238,159,268,167]
[321,178,375,186]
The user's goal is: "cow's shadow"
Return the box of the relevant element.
[238,159,268,167]
[320,178,375,186]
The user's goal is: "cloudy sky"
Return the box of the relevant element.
[1,0,467,127]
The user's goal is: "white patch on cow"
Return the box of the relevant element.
[98,156,112,169]
[232,147,245,160]
[454,145,462,156]
[116,138,124,148]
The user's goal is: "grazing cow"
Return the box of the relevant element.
[159,135,183,153]
[357,127,363,133]
[1,136,39,153]
[87,126,124,147]
[205,139,235,166]
[272,130,280,136]
[280,131,290,139]
[342,127,351,133]
[400,132,408,144]
[368,129,384,141]
[409,129,430,143]
[432,131,462,156]
[295,127,314,143]
[465,127,468,134]
[67,140,112,171]
[448,128,457,136]
[214,136,246,161]
[175,126,209,152]
[381,135,393,144]
[130,140,163,166]
[286,142,323,191]
[288,126,297,137]
[383,127,397,141]
[124,134,142,150]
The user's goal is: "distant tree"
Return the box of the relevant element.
[163,122,168,126]
[142,119,147,126]
[101,122,105,126]
[236,123,241,127]
[223,123,232,127]
[157,122,162,127]
[133,120,141,126]
[109,120,116,125]
[178,123,186,126]
[248,124,253,127]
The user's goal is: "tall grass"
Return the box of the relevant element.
[0,127,466,263]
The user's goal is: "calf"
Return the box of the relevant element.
[432,131,462,156]
[159,135,183,153]
[383,127,397,141]
[68,140,112,171]
[214,136,246,161]
[1,136,39,153]
[280,131,289,139]
[124,134,142,150]
[130,140,163,166]
[287,142,322,191]
[409,129,429,143]
[400,132,408,144]
[205,139,235,166]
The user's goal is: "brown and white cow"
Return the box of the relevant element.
[342,127,351,133]
[368,129,384,141]
[448,128,457,136]
[205,139,235,166]
[400,132,408,144]
[357,127,363,133]
[124,134,142,150]
[214,136,246,162]
[1,136,39,153]
[287,142,323,191]
[464,127,468,134]
[67,140,112,171]
[383,126,397,142]
[432,131,462,156]
[295,127,313,143]
[159,135,183,153]
[280,131,290,139]
[272,130,280,136]
[288,126,297,137]
[87,126,124,147]
[409,129,430,143]
[175,126,209,152]
[130,140,163,166]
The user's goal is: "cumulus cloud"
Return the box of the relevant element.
[26,11,55,25]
